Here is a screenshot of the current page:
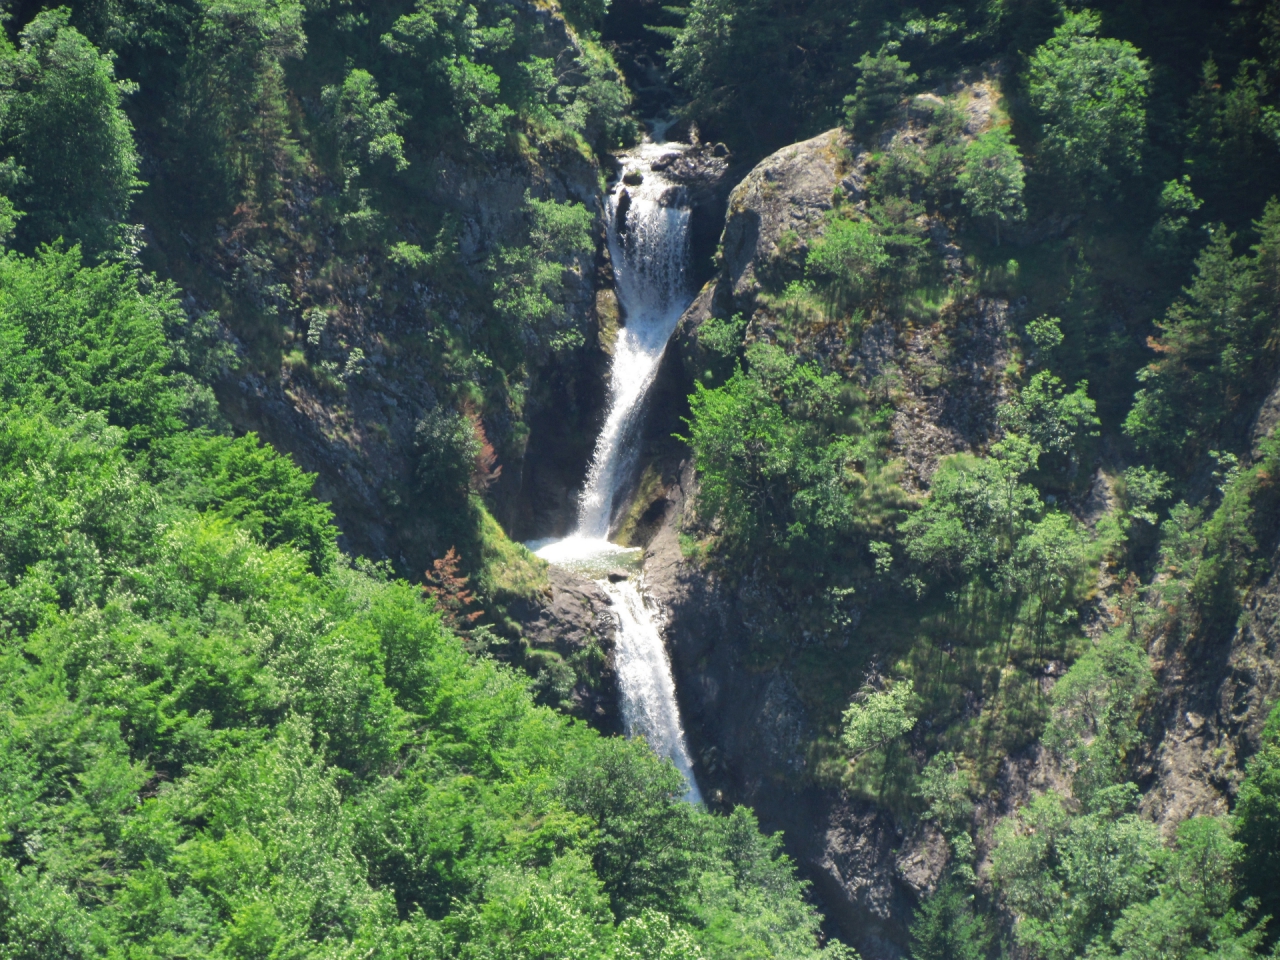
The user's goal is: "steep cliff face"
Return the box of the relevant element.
[628,108,1022,958]
[631,96,1280,958]
[641,465,919,957]
[1137,408,1280,829]
[215,139,610,569]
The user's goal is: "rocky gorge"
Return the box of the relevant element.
[211,69,1280,957]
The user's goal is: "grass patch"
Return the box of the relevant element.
[475,498,550,601]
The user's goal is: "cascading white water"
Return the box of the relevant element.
[578,142,692,538]
[603,578,702,803]
[530,140,702,803]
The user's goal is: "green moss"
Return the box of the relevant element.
[615,464,665,547]
[474,498,550,601]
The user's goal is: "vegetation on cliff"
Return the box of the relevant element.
[4,0,1280,956]
[667,0,1280,956]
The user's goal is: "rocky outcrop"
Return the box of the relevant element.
[718,127,848,305]
[626,101,1022,959]
[507,566,624,732]
[672,120,1016,494]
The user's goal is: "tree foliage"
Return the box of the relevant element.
[1125,200,1280,465]
[1027,11,1150,186]
[844,45,917,139]
[841,680,917,760]
[1236,702,1280,939]
[0,9,141,256]
[684,342,901,565]
[957,127,1025,244]
[0,151,843,960]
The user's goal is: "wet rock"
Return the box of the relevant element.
[606,569,630,582]
[623,170,643,186]
[615,189,632,235]
[507,566,623,734]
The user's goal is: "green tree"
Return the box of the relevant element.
[1106,817,1267,960]
[909,880,992,960]
[158,432,338,574]
[0,243,211,445]
[323,68,409,193]
[559,0,611,34]
[1185,58,1280,221]
[844,45,917,139]
[0,9,141,256]
[841,679,917,760]
[900,445,1042,583]
[992,785,1163,960]
[1146,176,1204,267]
[1001,511,1089,665]
[1043,631,1154,799]
[182,0,306,205]
[1027,11,1150,186]
[957,127,1025,245]
[415,406,481,506]
[684,343,898,559]
[1125,200,1280,465]
[491,194,595,354]
[1235,702,1280,938]
[998,371,1099,471]
[558,736,700,919]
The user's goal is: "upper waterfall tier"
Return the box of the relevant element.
[576,141,694,539]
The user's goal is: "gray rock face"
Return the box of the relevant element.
[507,566,623,733]
[1139,535,1280,830]
[222,140,610,566]
[638,463,911,959]
[720,128,846,305]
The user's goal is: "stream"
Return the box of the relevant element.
[529,139,702,803]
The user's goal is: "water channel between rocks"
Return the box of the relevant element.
[527,138,701,803]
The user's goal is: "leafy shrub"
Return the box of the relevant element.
[684,343,899,561]
[1027,11,1150,187]
[415,406,481,504]
[805,219,892,312]
[0,9,141,256]
[958,128,1026,244]
[492,194,595,355]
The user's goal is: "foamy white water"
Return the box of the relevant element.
[530,140,702,803]
[577,141,692,538]
[603,578,703,804]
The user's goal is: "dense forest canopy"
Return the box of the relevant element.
[0,1,853,958]
[2,0,1280,957]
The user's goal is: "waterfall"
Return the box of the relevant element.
[530,140,702,804]
[602,579,703,803]
[578,142,692,538]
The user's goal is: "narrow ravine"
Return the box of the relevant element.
[530,139,702,802]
